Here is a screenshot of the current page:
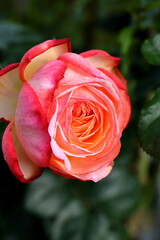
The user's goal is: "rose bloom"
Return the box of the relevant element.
[0,39,131,183]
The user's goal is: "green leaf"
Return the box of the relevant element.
[25,166,140,221]
[24,170,71,217]
[118,26,135,55]
[49,210,129,240]
[85,212,129,240]
[50,200,86,240]
[141,34,160,65]
[138,88,160,159]
[85,167,141,220]
[0,21,41,50]
[0,20,42,65]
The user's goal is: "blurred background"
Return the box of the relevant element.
[0,0,160,239]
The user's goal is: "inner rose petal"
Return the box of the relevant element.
[49,141,121,176]
[68,86,119,138]
[59,100,101,146]
[71,102,96,138]
[49,80,122,159]
[55,124,91,157]
[55,99,113,156]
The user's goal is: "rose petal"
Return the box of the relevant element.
[15,83,51,167]
[49,159,76,180]
[119,89,131,129]
[49,141,121,180]
[66,140,120,175]
[74,162,114,182]
[111,66,127,87]
[0,63,22,121]
[49,161,113,182]
[80,50,127,87]
[58,52,110,80]
[80,50,120,67]
[98,67,126,90]
[51,82,120,157]
[50,138,71,171]
[19,38,71,81]
[55,123,92,157]
[2,122,42,183]
[28,60,67,115]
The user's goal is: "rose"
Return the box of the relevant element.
[0,38,131,183]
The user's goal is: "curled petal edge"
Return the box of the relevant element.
[15,83,51,167]
[2,123,42,183]
[0,63,22,121]
[19,38,71,82]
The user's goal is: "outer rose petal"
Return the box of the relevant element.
[50,138,71,171]
[19,39,71,82]
[28,60,67,115]
[49,142,121,182]
[15,83,51,167]
[58,52,110,80]
[2,123,42,183]
[119,89,131,129]
[98,67,126,91]
[0,63,22,121]
[75,162,114,182]
[80,50,120,68]
[49,157,114,182]
[80,50,127,87]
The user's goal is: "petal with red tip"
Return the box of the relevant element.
[80,50,127,87]
[15,83,51,167]
[28,60,67,115]
[19,38,71,81]
[98,67,126,90]
[0,63,22,121]
[80,50,120,70]
[2,122,42,183]
[58,52,109,80]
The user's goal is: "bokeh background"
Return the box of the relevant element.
[0,0,160,239]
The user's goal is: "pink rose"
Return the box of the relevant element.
[0,39,131,183]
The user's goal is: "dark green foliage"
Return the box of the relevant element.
[138,88,160,159]
[141,34,160,65]
[25,169,134,240]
